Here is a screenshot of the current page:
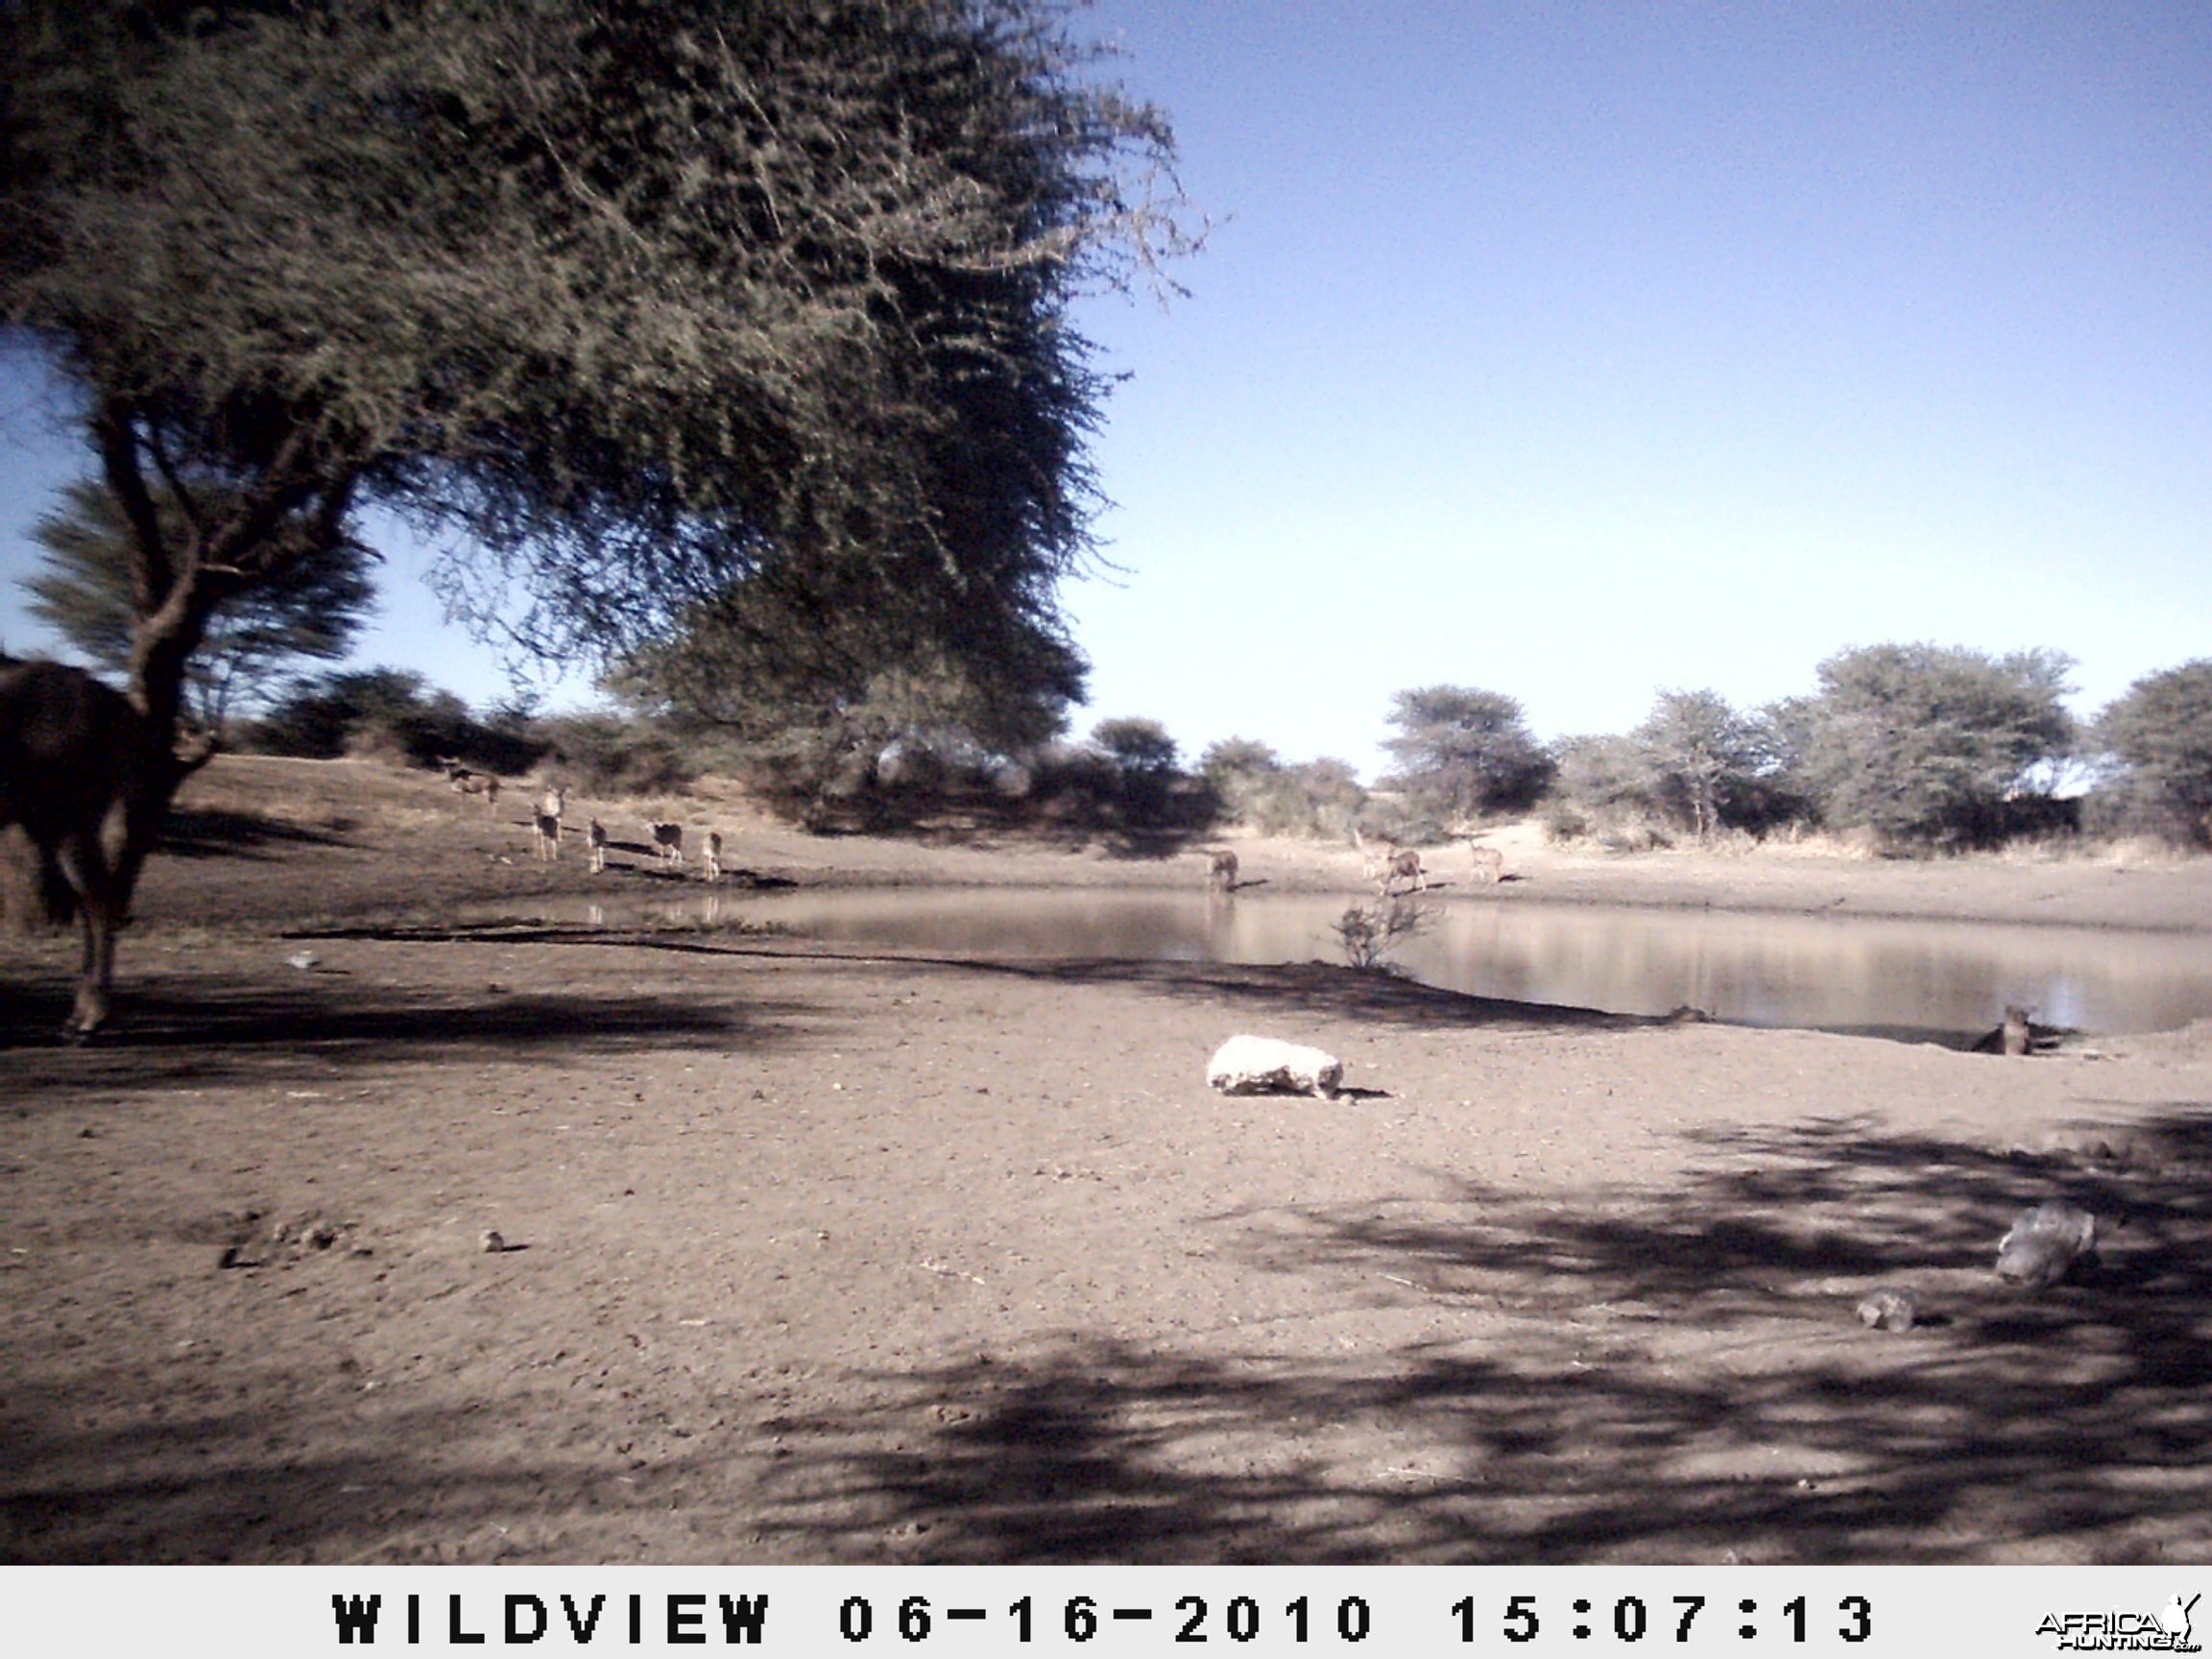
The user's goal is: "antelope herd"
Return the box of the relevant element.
[433,766,739,884]
[3,662,1533,1039]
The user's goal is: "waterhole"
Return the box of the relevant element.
[533,888,2212,1046]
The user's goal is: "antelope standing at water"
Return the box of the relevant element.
[1468,843,1504,884]
[534,783,566,862]
[649,821,685,867]
[1203,847,1238,891]
[1351,825,1424,895]
[704,830,724,882]
[587,818,608,874]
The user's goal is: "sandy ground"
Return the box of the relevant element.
[4,755,2211,1564]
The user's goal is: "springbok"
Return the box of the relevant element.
[648,821,685,867]
[441,759,501,813]
[533,783,565,862]
[1468,843,1505,884]
[1203,847,1238,891]
[587,819,608,874]
[0,659,201,1039]
[704,830,723,882]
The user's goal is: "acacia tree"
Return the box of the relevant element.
[1631,687,1769,843]
[1780,644,2074,849]
[24,477,375,730]
[1381,685,1554,824]
[2091,661,2212,846]
[0,0,1191,812]
[612,544,1088,805]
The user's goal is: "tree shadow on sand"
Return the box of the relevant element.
[747,1106,2212,1564]
[0,1387,699,1564]
[9,1106,2209,1564]
[973,957,1640,1034]
[157,806,349,860]
[0,969,806,1100]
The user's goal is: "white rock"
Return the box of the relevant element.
[1995,1202,2096,1286]
[1206,1035,1344,1098]
[1855,1287,1918,1331]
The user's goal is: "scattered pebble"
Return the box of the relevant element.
[480,1229,508,1254]
[1856,1288,1918,1331]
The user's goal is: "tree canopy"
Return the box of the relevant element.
[0,0,1193,742]
[1381,685,1553,822]
[1630,687,1771,842]
[2092,661,2212,847]
[1777,643,2074,849]
[23,477,376,729]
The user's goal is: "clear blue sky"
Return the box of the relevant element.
[4,1,2207,777]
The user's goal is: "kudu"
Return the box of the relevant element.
[0,658,204,1039]
[441,759,501,813]
[1350,824,1424,895]
[534,783,566,862]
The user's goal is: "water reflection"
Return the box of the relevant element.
[560,888,2212,1043]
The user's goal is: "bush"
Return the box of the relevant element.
[1198,739,1368,837]
[534,710,697,799]
[1381,685,1554,823]
[2088,661,2212,848]
[243,668,544,775]
[1777,644,2075,851]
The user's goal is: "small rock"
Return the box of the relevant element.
[480,1229,508,1254]
[287,950,320,972]
[1995,1202,2097,1287]
[1855,1287,1918,1331]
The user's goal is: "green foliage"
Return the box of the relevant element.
[23,477,374,728]
[1381,685,1553,822]
[248,667,538,773]
[1198,738,1366,837]
[1543,733,1656,845]
[1781,644,2075,850]
[1629,688,1776,842]
[0,0,1192,757]
[1089,716,1180,777]
[616,588,1081,817]
[1085,716,1183,829]
[533,710,695,800]
[2090,661,2212,847]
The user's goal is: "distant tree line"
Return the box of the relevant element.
[1402,644,2211,856]
[147,639,2212,860]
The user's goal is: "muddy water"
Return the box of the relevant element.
[565,888,2212,1045]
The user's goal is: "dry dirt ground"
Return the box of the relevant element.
[4,756,2212,1564]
